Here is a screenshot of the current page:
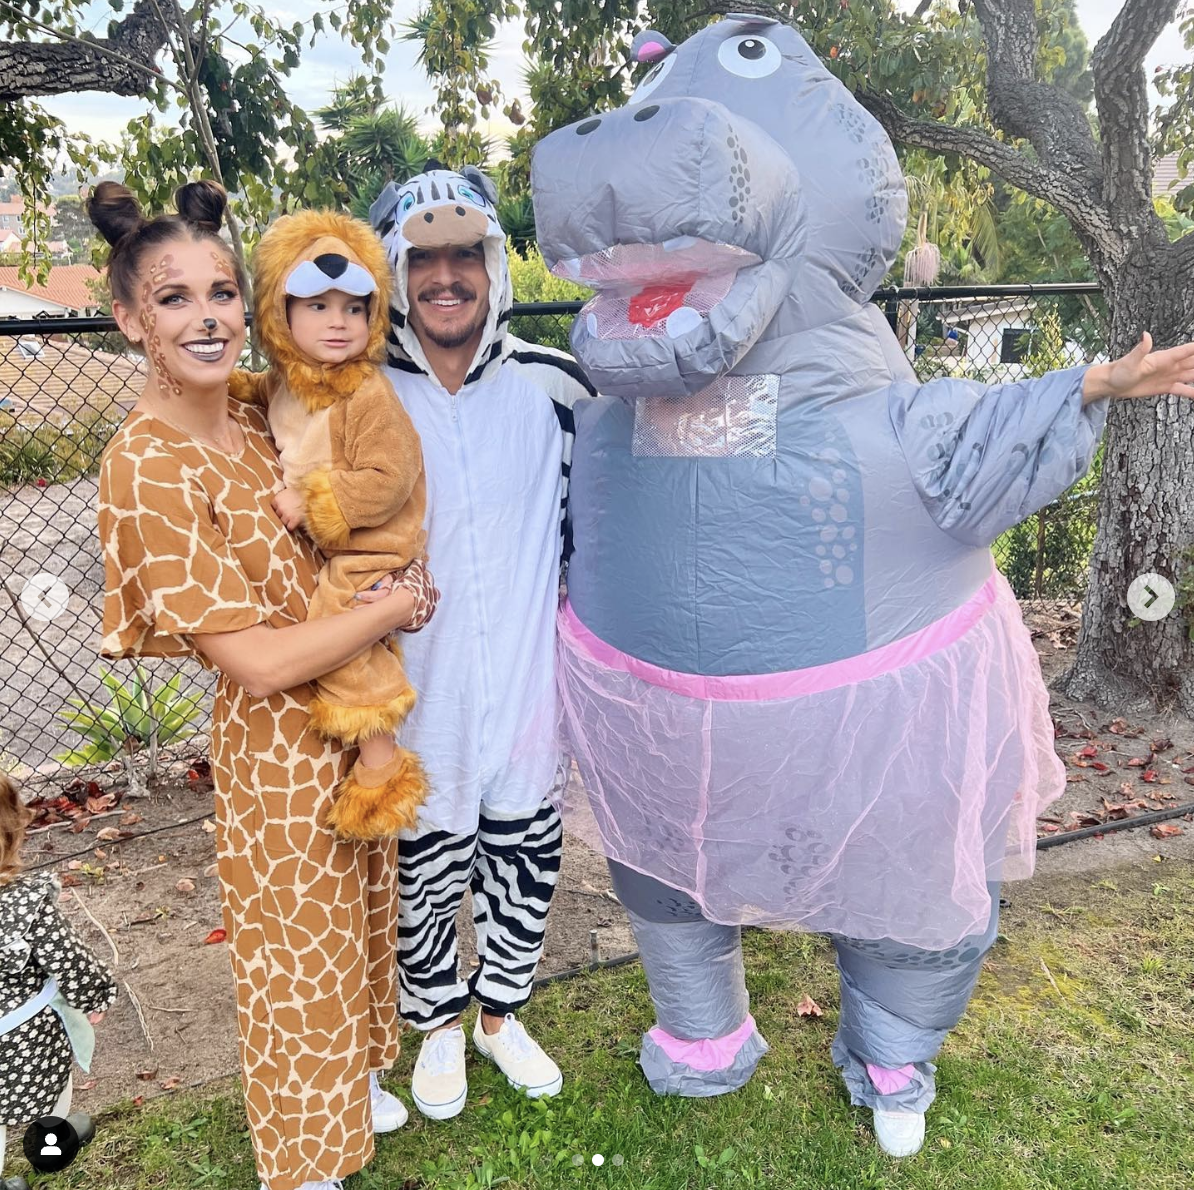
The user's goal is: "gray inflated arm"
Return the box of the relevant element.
[888,365,1109,548]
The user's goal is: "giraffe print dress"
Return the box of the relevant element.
[97,401,401,1190]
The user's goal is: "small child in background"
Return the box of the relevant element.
[0,771,116,1185]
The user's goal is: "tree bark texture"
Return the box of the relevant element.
[0,0,167,101]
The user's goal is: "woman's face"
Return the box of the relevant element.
[114,236,247,397]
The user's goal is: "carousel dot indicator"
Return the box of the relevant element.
[592,1153,605,1166]
[612,1154,625,1166]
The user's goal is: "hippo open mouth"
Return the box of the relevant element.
[552,238,762,341]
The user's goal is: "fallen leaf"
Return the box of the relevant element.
[1038,822,1061,833]
[1091,761,1110,773]
[70,818,90,834]
[1076,745,1100,759]
[1150,823,1185,839]
[67,860,83,870]
[204,927,227,945]
[132,1095,144,1107]
[120,812,143,826]
[203,862,219,878]
[1151,738,1172,753]
[60,874,81,887]
[1185,776,1194,787]
[86,794,115,814]
[1065,774,1087,784]
[96,826,124,841]
[160,1076,183,1090]
[176,878,195,894]
[136,1068,158,1081]
[76,1078,98,1091]
[1142,770,1160,784]
[201,820,216,834]
[796,995,823,1017]
[94,848,107,860]
[1127,757,1148,767]
[1108,718,1130,734]
[1120,783,1136,797]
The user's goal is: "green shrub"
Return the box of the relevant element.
[507,240,590,354]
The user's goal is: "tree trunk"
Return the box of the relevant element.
[1060,246,1194,714]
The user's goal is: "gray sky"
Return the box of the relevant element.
[37,0,1191,152]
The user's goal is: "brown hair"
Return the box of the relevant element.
[0,770,33,886]
[86,180,247,306]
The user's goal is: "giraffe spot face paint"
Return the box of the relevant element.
[133,239,246,397]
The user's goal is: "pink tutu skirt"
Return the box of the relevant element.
[557,569,1063,950]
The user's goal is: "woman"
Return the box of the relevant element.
[90,180,428,1190]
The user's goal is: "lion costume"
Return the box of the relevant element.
[231,210,430,841]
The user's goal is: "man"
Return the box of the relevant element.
[368,164,593,1120]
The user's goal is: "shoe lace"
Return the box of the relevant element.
[500,1017,539,1062]
[421,1028,463,1075]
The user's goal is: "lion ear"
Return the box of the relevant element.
[460,165,499,207]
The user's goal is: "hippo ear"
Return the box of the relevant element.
[630,28,675,63]
[460,165,499,207]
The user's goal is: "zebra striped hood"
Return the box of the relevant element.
[369,165,513,388]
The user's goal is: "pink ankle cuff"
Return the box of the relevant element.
[647,1015,758,1072]
[866,1062,917,1095]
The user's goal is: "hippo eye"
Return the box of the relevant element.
[400,193,415,213]
[629,52,676,103]
[718,34,781,78]
[457,185,485,207]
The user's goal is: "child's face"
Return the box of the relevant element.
[287,289,370,365]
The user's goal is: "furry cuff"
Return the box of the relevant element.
[326,750,428,840]
[228,368,268,405]
[300,467,352,550]
[308,687,418,745]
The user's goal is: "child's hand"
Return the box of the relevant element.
[87,1011,105,1025]
[1083,333,1194,405]
[271,486,306,530]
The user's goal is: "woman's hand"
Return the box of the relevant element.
[87,1011,105,1026]
[354,574,416,631]
[1082,333,1194,405]
[271,486,306,530]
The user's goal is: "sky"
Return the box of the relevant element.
[36,0,1192,155]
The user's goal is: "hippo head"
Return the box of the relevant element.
[531,14,907,401]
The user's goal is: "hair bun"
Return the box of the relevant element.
[175,180,228,232]
[86,181,146,248]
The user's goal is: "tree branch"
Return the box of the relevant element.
[1091,0,1179,224]
[857,88,1106,237]
[970,0,1103,203]
[0,0,170,100]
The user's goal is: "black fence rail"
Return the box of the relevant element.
[0,286,1108,790]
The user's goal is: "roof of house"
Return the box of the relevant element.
[0,230,20,249]
[1153,153,1187,198]
[0,335,144,422]
[939,296,1036,324]
[0,264,103,313]
[0,197,56,220]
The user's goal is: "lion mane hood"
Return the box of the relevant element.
[250,209,393,413]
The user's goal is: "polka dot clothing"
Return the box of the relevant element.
[0,871,116,1124]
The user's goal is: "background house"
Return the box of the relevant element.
[0,264,103,317]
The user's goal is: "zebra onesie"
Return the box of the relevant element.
[369,166,591,1030]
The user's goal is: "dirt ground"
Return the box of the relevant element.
[14,607,1194,1116]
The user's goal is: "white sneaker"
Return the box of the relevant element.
[472,1013,563,1098]
[411,1025,468,1120]
[872,1108,926,1157]
[369,1071,409,1132]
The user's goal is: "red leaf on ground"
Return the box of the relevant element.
[1151,738,1172,753]
[1070,813,1104,827]
[204,928,227,945]
[1150,823,1185,840]
[1066,774,1087,784]
[60,874,81,887]
[86,794,115,814]
[1127,757,1148,767]
[132,1095,144,1107]
[1091,761,1110,772]
[1038,822,1062,833]
[1077,745,1100,759]
[796,995,824,1017]
[1107,718,1130,734]
[1120,783,1137,797]
[85,781,101,797]
[1142,770,1160,784]
[70,818,90,834]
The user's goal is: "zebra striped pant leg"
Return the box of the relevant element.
[397,822,478,1032]
[469,799,563,1016]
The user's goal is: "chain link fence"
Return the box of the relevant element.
[0,285,1108,791]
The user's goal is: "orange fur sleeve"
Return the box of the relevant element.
[228,368,273,406]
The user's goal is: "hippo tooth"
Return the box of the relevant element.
[665,307,703,337]
[586,312,599,337]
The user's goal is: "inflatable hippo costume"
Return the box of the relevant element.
[531,14,1106,1139]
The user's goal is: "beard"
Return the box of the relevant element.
[413,282,489,350]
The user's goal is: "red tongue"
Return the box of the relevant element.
[627,282,695,328]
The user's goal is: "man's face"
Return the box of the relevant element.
[406,242,491,351]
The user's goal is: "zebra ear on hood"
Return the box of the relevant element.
[460,165,499,207]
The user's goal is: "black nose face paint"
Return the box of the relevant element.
[203,317,218,333]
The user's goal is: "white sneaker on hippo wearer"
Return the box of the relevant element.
[872,1108,926,1157]
[369,1071,409,1132]
[472,1013,563,1098]
[411,1025,468,1120]
[259,1180,344,1190]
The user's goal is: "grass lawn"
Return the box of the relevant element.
[12,860,1193,1190]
